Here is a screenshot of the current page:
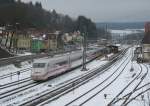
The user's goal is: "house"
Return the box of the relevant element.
[145,22,150,33]
[142,22,150,62]
[63,33,73,43]
[46,32,58,51]
[16,34,31,51]
[142,35,150,61]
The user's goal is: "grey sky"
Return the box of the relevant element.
[22,0,150,22]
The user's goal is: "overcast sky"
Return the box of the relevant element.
[22,0,150,22]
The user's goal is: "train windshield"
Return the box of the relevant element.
[33,63,46,68]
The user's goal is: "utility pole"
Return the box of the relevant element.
[15,23,20,54]
[9,31,14,52]
[5,31,9,48]
[105,24,108,40]
[81,32,87,71]
[0,29,3,44]
[48,34,50,55]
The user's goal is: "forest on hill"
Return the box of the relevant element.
[0,0,106,39]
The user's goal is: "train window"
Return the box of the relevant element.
[56,61,67,66]
[33,63,46,68]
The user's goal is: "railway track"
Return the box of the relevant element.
[120,64,148,106]
[108,64,149,106]
[73,52,131,106]
[0,49,126,106]
[125,87,150,105]
[107,63,143,105]
[0,49,102,87]
[121,64,149,106]
[62,49,131,106]
[0,59,106,103]
[114,82,150,104]
[0,53,99,93]
[0,49,118,105]
[17,49,128,106]
[0,51,80,81]
[0,82,38,99]
[0,77,31,90]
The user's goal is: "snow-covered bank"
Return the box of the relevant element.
[0,61,32,85]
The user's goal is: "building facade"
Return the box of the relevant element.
[142,22,150,62]
[31,39,44,53]
[47,33,58,51]
[17,36,31,51]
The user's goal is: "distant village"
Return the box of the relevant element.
[0,27,83,54]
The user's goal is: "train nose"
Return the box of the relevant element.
[31,74,46,81]
[31,75,38,80]
[31,70,47,81]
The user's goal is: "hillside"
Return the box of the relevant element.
[0,0,97,39]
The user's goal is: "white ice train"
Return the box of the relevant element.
[31,49,104,81]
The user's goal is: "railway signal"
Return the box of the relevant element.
[17,71,20,82]
[10,72,12,81]
[104,94,107,99]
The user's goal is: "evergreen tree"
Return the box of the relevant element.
[0,1,104,40]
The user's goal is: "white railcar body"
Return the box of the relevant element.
[31,51,82,81]
[31,49,103,81]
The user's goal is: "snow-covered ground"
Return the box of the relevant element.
[0,49,110,106]
[0,48,107,85]
[0,61,32,85]
[1,47,149,106]
[41,48,150,106]
[17,52,33,56]
[0,58,108,106]
[0,51,82,85]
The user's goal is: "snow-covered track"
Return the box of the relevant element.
[109,64,149,106]
[19,49,127,106]
[111,82,150,104]
[0,77,31,89]
[108,63,143,105]
[125,88,150,106]
[75,52,130,106]
[0,81,39,100]
[63,50,131,106]
[121,64,149,106]
[0,49,113,106]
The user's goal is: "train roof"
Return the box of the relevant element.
[33,58,51,64]
[33,51,81,64]
[33,48,103,64]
